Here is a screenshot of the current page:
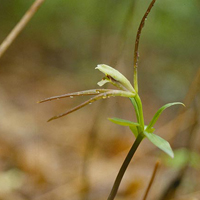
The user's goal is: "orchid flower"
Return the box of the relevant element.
[38,63,184,158]
[38,64,136,122]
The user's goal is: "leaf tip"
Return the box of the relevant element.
[47,116,56,122]
[37,99,45,103]
[170,152,174,159]
[174,102,185,107]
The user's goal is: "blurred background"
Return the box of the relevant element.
[0,0,200,199]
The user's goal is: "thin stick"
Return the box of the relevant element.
[133,0,156,92]
[142,161,160,200]
[0,0,46,58]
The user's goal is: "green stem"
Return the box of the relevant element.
[134,66,138,93]
[134,94,145,129]
[130,97,140,123]
[107,133,144,200]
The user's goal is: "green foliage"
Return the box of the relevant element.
[108,118,140,127]
[106,85,184,159]
[108,102,184,158]
[130,98,140,123]
[108,117,140,138]
[162,148,200,169]
[145,102,185,132]
[144,131,174,158]
[129,126,139,138]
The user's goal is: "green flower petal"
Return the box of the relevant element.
[96,64,135,93]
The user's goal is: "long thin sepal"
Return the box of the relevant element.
[47,93,106,122]
[37,89,112,103]
[48,90,135,122]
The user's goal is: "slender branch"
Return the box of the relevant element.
[107,134,144,200]
[0,0,46,59]
[142,161,160,200]
[133,0,156,92]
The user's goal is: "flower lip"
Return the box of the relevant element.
[96,64,135,93]
[97,77,110,87]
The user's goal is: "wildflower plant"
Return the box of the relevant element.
[38,0,184,199]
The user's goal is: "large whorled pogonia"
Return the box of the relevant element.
[38,64,136,122]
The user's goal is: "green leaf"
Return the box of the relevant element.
[146,102,184,132]
[129,126,138,138]
[144,131,174,158]
[108,117,140,138]
[108,118,140,127]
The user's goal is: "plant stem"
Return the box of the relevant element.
[107,133,144,200]
[134,94,145,129]
[133,0,156,92]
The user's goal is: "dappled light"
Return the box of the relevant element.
[0,0,200,200]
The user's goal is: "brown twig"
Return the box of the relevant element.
[0,0,46,59]
[110,0,136,66]
[133,0,156,92]
[171,66,200,141]
[142,161,160,200]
